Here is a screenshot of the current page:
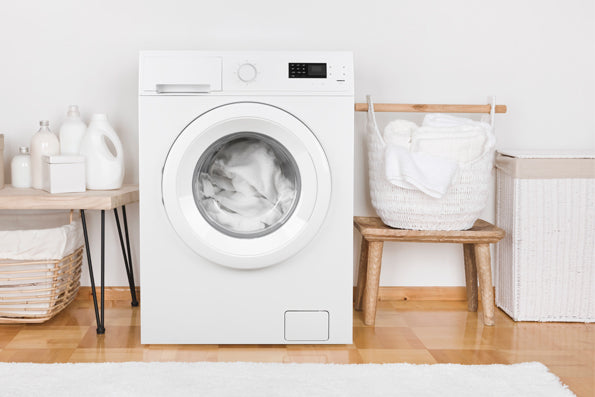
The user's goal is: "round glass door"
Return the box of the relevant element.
[193,132,301,238]
[162,102,331,270]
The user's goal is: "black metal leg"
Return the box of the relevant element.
[100,210,106,334]
[114,206,139,306]
[81,210,105,334]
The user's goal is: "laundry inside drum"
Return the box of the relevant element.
[193,132,301,238]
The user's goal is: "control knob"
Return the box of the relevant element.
[237,63,257,82]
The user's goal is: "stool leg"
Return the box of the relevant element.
[463,243,478,312]
[354,238,369,311]
[475,243,495,326]
[362,241,383,326]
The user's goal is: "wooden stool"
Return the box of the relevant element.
[353,217,505,326]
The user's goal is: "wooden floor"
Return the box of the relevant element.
[1,299,593,396]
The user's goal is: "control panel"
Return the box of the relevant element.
[289,63,327,79]
[139,51,353,94]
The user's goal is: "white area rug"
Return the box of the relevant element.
[0,361,574,396]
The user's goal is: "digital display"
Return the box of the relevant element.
[289,63,327,78]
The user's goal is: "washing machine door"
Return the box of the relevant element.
[162,102,331,269]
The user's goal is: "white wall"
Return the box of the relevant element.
[1,0,593,287]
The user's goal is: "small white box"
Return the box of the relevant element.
[42,155,86,194]
[495,150,595,322]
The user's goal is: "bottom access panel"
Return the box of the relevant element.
[284,310,329,341]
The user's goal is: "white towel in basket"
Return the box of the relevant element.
[416,113,492,163]
[413,125,487,163]
[422,113,488,128]
[382,116,458,198]
[383,119,417,148]
[384,144,458,199]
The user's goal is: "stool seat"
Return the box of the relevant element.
[354,217,505,326]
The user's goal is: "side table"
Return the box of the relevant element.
[354,216,505,326]
[0,185,139,334]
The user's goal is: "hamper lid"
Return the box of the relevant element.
[496,150,595,179]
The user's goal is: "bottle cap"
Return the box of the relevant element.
[19,146,29,154]
[67,105,80,117]
[91,113,108,121]
[40,120,50,126]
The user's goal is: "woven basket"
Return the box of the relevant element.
[0,247,83,323]
[0,210,83,324]
[366,98,495,230]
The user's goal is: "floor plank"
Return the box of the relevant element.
[0,299,592,396]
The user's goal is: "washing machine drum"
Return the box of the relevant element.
[162,102,331,269]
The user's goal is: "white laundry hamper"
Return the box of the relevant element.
[0,211,84,323]
[495,151,595,322]
[366,96,496,230]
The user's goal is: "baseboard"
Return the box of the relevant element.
[353,286,468,301]
[77,286,140,301]
[77,286,477,302]
[378,286,468,301]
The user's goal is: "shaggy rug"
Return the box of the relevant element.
[0,361,574,396]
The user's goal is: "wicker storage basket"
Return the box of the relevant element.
[495,151,595,322]
[366,98,495,230]
[0,212,83,323]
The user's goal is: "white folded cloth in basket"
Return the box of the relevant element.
[0,211,83,260]
[413,125,487,163]
[423,113,488,128]
[384,119,417,148]
[416,113,492,163]
[384,144,458,198]
[382,114,491,198]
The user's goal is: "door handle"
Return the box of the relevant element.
[156,84,211,93]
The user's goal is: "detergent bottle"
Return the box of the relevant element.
[79,114,124,190]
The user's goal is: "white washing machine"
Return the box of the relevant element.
[139,51,353,344]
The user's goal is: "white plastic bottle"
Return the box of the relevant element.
[59,105,87,154]
[31,120,60,189]
[11,146,32,188]
[79,114,124,190]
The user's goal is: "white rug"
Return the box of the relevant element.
[0,361,574,396]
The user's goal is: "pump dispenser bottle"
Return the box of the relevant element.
[59,105,87,155]
[31,120,60,189]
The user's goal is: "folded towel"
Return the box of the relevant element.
[412,114,491,163]
[383,119,417,149]
[384,144,458,198]
[422,113,491,129]
[412,125,487,163]
[381,114,494,197]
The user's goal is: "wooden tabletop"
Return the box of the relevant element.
[354,216,505,243]
[0,185,139,210]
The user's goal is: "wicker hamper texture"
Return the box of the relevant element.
[366,100,495,230]
[0,212,83,323]
[0,248,83,323]
[495,152,595,322]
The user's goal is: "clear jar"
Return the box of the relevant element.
[11,146,32,188]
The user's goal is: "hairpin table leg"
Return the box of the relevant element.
[114,205,139,306]
[80,209,105,334]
